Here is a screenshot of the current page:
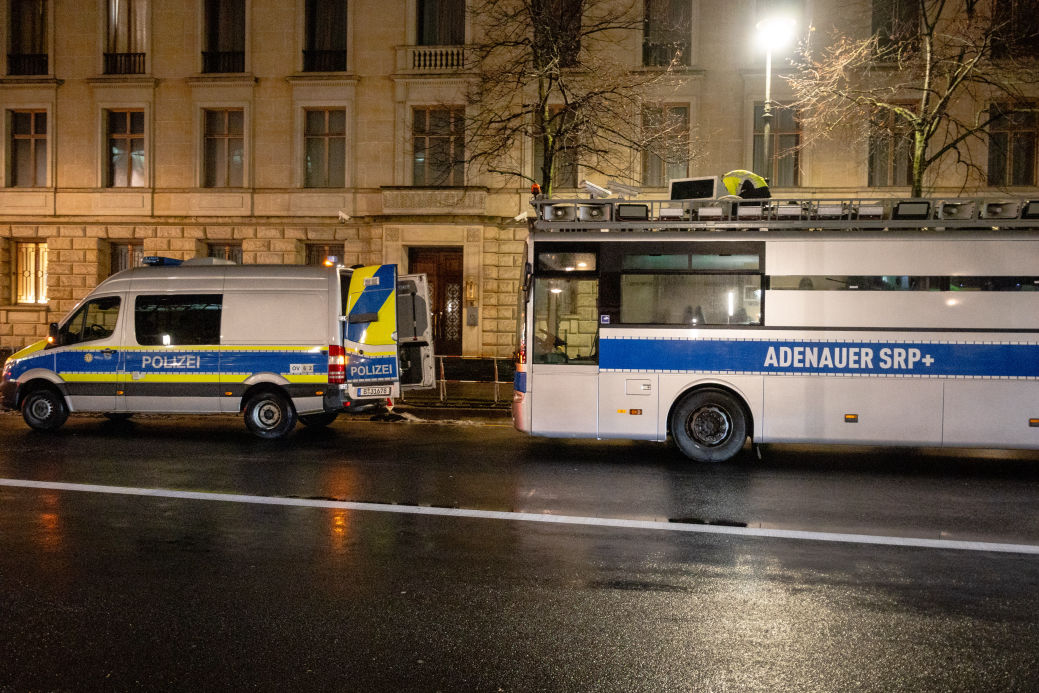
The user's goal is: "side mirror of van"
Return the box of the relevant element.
[47,322,60,348]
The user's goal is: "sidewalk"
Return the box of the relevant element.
[394,380,512,422]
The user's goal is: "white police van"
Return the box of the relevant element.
[1,257,434,438]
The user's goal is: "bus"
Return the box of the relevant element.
[512,196,1039,462]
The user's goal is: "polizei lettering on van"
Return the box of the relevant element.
[349,363,393,378]
[141,354,202,369]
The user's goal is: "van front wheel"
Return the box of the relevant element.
[22,388,69,432]
[244,391,297,439]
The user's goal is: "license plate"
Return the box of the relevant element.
[356,386,392,397]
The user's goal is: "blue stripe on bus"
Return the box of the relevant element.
[599,337,1039,379]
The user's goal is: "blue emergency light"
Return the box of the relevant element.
[142,256,183,266]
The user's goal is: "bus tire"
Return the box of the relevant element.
[670,389,748,463]
[244,391,297,439]
[300,411,338,427]
[22,387,69,432]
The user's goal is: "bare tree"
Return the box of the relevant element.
[463,0,691,196]
[785,0,1039,197]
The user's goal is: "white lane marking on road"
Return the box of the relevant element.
[2,477,1038,555]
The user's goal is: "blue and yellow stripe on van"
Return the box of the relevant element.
[6,344,331,400]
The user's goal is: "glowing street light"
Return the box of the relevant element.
[755,15,797,187]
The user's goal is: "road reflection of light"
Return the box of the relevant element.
[36,492,64,551]
[322,469,360,552]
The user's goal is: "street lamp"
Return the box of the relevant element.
[755,16,796,187]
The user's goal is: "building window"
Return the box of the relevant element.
[203,0,245,73]
[418,0,464,46]
[15,241,47,304]
[641,105,689,187]
[987,103,1037,188]
[871,0,919,47]
[8,0,48,76]
[533,107,578,190]
[992,0,1039,59]
[109,241,143,275]
[412,107,464,186]
[532,0,581,67]
[208,242,242,263]
[304,109,346,187]
[105,0,147,74]
[107,110,146,187]
[753,101,800,188]
[203,109,244,188]
[643,0,691,68]
[306,243,342,266]
[9,111,47,187]
[304,0,346,71]
[868,107,913,187]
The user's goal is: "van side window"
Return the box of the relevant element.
[59,296,122,345]
[134,294,223,346]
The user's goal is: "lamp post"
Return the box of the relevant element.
[755,16,796,187]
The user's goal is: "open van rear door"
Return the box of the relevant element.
[396,273,435,389]
[343,264,401,400]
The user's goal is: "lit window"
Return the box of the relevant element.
[15,241,48,304]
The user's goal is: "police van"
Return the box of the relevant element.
[1,258,434,438]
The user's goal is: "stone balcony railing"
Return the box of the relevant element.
[395,45,467,73]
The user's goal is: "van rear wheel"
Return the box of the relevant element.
[22,388,69,432]
[244,391,297,439]
[670,389,748,463]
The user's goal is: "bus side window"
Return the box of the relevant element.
[532,276,599,364]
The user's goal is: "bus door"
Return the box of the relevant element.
[528,250,600,437]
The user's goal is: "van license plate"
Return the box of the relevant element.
[356,386,392,397]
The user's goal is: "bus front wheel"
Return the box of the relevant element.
[670,389,748,463]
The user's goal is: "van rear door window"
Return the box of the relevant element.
[135,294,222,346]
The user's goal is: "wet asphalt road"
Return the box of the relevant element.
[1,411,1038,692]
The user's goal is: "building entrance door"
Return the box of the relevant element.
[408,247,463,356]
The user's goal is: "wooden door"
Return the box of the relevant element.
[408,247,463,356]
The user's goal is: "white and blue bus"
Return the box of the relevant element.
[512,196,1039,462]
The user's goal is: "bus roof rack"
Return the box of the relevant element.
[528,197,1039,232]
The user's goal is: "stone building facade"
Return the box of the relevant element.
[1,0,1037,358]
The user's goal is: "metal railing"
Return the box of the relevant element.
[303,49,347,72]
[202,51,245,74]
[399,355,515,405]
[7,53,48,75]
[104,52,146,75]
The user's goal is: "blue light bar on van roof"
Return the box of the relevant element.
[142,256,183,266]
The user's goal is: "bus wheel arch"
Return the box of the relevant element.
[668,386,752,463]
[241,384,297,439]
[20,381,70,432]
